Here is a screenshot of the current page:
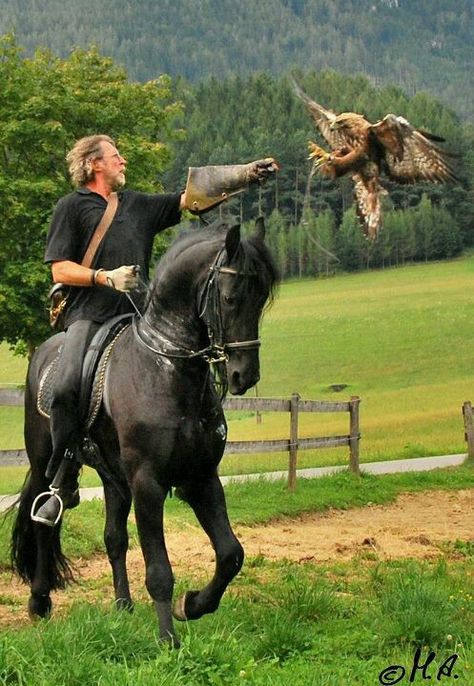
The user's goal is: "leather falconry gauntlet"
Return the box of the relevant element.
[185,158,280,213]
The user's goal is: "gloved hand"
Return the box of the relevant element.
[104,265,139,292]
[246,158,280,184]
[184,158,280,213]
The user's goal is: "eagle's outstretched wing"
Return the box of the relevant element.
[292,79,347,149]
[371,114,459,184]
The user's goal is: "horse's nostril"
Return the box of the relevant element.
[232,370,240,386]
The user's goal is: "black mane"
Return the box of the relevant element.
[150,219,279,306]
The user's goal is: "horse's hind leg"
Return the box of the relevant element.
[101,476,133,611]
[173,473,244,621]
[12,400,72,620]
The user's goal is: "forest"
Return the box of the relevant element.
[0,34,473,352]
[164,70,473,279]
[1,0,473,119]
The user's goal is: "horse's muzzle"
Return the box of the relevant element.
[227,356,260,395]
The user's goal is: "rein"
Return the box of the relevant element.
[133,246,261,368]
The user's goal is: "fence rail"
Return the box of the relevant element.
[223,392,361,489]
[1,389,361,488]
[0,388,23,406]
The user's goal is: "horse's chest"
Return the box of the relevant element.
[177,415,227,456]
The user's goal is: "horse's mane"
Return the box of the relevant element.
[151,219,279,306]
[154,221,229,275]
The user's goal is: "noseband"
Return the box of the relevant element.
[133,245,261,366]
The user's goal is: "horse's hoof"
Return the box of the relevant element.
[115,597,134,613]
[159,631,181,649]
[173,590,200,621]
[172,593,188,621]
[28,594,52,621]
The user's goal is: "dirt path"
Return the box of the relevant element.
[1,489,472,627]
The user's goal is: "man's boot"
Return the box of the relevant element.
[31,448,81,527]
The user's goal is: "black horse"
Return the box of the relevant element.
[11,218,278,645]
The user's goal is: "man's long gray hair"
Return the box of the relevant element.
[66,134,115,187]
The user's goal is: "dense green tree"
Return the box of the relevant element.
[0,35,182,354]
[165,69,470,246]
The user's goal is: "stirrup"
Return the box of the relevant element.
[30,487,64,527]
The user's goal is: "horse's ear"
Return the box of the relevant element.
[254,216,266,242]
[225,224,241,261]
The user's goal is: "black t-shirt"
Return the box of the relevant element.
[44,187,181,326]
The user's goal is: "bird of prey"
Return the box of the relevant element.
[293,80,459,238]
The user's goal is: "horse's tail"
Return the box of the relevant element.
[10,471,74,589]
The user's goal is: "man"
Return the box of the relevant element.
[33,134,278,525]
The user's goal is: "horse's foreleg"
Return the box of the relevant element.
[131,466,178,646]
[102,478,133,611]
[173,474,244,621]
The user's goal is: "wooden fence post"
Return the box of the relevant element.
[287,392,300,491]
[349,396,361,474]
[462,401,474,463]
[255,384,262,425]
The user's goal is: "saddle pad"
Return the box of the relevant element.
[37,353,61,420]
[37,326,128,430]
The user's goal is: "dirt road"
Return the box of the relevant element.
[1,488,472,627]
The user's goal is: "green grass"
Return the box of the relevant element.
[0,557,472,685]
[1,469,473,684]
[2,256,474,469]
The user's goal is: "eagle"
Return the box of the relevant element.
[293,80,459,238]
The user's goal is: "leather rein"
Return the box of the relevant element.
[133,246,261,365]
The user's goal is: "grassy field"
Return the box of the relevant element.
[1,255,474,475]
[0,469,473,685]
[0,558,472,685]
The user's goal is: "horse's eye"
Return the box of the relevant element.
[223,294,235,305]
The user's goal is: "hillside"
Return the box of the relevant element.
[1,0,472,119]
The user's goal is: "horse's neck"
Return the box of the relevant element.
[145,254,210,349]
[144,305,203,351]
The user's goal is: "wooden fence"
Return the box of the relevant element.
[223,392,361,489]
[0,389,361,488]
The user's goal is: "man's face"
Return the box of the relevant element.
[95,141,127,189]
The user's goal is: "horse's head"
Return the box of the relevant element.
[199,217,279,395]
[143,217,278,396]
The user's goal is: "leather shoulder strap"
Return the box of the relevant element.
[81,192,119,268]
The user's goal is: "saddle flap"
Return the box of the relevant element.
[37,315,132,430]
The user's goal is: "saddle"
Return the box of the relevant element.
[37,314,132,429]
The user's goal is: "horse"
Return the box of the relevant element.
[10,217,278,646]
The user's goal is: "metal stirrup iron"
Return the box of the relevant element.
[30,488,65,527]
[30,448,75,526]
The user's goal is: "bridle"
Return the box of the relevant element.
[198,246,261,362]
[133,245,261,369]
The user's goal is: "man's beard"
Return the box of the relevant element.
[112,172,126,190]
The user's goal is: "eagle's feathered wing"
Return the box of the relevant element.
[370,114,459,184]
[293,81,384,237]
[293,81,459,239]
[292,79,348,149]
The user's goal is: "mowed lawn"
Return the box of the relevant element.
[1,255,474,474]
